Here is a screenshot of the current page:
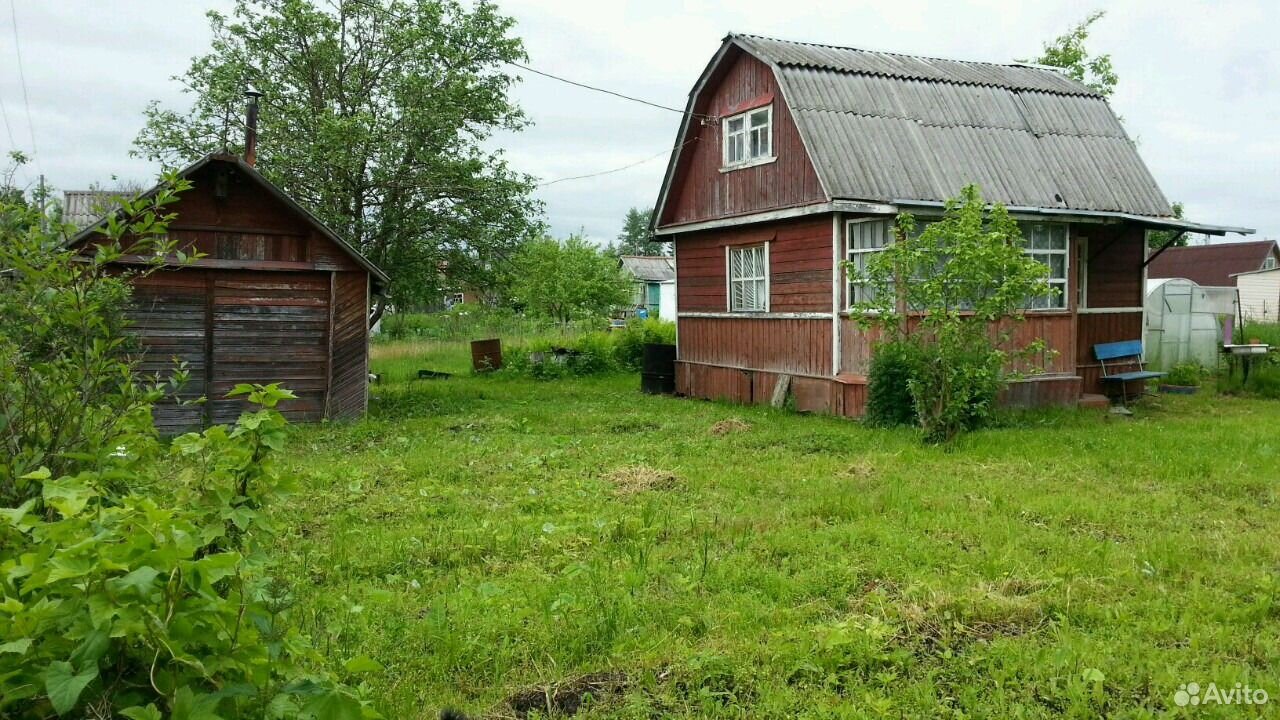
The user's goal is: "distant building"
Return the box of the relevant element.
[1147,240,1279,287]
[62,190,122,230]
[619,255,676,319]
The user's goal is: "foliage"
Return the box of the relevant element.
[1147,202,1198,248]
[608,207,668,257]
[510,235,631,323]
[1028,10,1118,97]
[850,185,1053,442]
[613,317,677,372]
[863,340,920,428]
[0,168,193,505]
[280,341,1280,716]
[0,384,376,719]
[497,320,675,379]
[133,0,544,316]
[375,307,598,345]
[1163,362,1204,387]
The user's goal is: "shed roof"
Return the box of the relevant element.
[1147,240,1280,286]
[63,190,123,230]
[731,33,1172,217]
[70,153,390,287]
[619,255,675,282]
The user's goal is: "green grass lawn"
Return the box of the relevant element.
[278,342,1280,718]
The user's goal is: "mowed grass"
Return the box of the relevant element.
[277,341,1280,718]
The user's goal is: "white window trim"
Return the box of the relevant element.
[721,104,774,170]
[841,218,1072,313]
[844,218,893,311]
[725,242,770,313]
[1023,222,1070,311]
[1263,256,1278,271]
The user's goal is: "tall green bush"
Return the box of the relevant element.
[0,170,192,504]
[864,341,920,428]
[849,185,1052,442]
[0,384,375,718]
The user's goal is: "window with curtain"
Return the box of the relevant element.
[728,244,768,311]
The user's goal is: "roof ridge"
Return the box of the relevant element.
[730,31,1071,75]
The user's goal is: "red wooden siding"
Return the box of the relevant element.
[1079,225,1144,308]
[675,216,832,312]
[679,317,832,377]
[1076,311,1145,394]
[838,314,1075,376]
[660,50,824,227]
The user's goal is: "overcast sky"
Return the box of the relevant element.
[1,0,1276,243]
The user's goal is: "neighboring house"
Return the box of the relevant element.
[70,150,388,433]
[652,32,1252,415]
[619,255,676,319]
[1234,267,1280,323]
[63,189,123,230]
[1147,240,1280,287]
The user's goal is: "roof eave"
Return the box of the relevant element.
[890,199,1254,236]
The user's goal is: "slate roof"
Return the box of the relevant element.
[63,190,123,230]
[729,33,1174,217]
[619,255,675,282]
[1146,240,1280,286]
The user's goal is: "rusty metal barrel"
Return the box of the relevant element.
[640,343,676,394]
[470,338,503,372]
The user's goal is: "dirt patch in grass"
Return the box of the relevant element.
[605,465,679,496]
[503,671,628,718]
[709,418,750,436]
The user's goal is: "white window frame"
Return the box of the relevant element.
[1021,222,1070,311]
[721,105,773,170]
[1263,256,1278,271]
[845,218,894,310]
[726,243,769,312]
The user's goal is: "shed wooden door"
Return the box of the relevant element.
[207,271,331,424]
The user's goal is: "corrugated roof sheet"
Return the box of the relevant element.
[733,34,1173,217]
[63,190,122,230]
[619,255,676,282]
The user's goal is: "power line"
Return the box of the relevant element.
[347,0,709,120]
[0,83,14,151]
[508,61,707,119]
[537,137,696,188]
[7,0,38,170]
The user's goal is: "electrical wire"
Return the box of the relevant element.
[0,85,15,151]
[537,137,696,187]
[7,0,38,171]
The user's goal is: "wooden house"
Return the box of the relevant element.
[1147,239,1279,287]
[652,33,1252,415]
[70,152,389,433]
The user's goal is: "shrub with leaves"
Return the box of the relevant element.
[0,166,193,504]
[864,340,920,428]
[613,318,676,372]
[849,185,1053,442]
[0,384,377,719]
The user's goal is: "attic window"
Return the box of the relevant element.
[1264,256,1277,271]
[722,105,772,169]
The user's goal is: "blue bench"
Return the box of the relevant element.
[1094,340,1166,404]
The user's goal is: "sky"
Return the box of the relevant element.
[1,0,1276,244]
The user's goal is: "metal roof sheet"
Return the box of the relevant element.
[619,255,676,282]
[736,34,1173,217]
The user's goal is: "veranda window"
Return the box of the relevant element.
[1022,223,1069,309]
[846,219,893,307]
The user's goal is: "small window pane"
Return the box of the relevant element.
[728,118,744,132]
[750,109,768,127]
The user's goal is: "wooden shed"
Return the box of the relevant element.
[70,153,389,433]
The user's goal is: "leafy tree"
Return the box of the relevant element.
[1147,201,1197,248]
[609,206,667,257]
[1028,10,1118,98]
[851,185,1053,443]
[511,235,630,323]
[133,0,544,319]
[1,166,193,504]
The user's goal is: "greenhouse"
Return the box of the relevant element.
[1144,278,1240,370]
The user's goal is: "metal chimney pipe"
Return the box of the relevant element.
[243,85,263,167]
